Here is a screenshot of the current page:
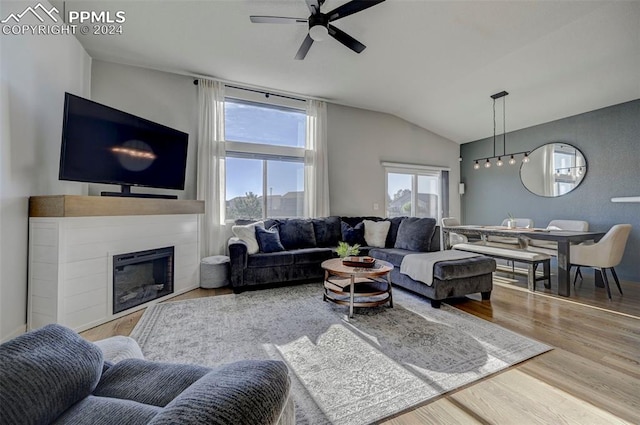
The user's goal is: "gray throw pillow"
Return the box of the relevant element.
[394,217,437,252]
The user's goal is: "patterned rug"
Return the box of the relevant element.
[131,283,551,425]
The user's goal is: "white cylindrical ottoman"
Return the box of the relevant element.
[200,255,230,288]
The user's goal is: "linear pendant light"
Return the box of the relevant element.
[473,91,530,170]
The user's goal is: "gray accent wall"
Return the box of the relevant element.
[460,99,640,282]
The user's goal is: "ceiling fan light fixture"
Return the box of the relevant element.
[309,24,328,41]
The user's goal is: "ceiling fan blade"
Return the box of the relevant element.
[328,25,366,53]
[327,0,385,22]
[305,0,321,15]
[250,16,307,24]
[295,34,314,60]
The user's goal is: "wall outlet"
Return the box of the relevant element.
[373,203,379,211]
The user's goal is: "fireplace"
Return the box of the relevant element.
[113,246,174,314]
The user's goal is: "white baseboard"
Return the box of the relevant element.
[1,324,27,343]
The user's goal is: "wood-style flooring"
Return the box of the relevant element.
[81,272,640,424]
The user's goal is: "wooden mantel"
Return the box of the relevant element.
[29,195,205,217]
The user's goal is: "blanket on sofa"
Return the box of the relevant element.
[400,250,481,286]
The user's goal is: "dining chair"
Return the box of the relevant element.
[441,217,467,246]
[571,224,632,299]
[529,220,590,252]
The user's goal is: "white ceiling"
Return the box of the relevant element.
[58,0,640,143]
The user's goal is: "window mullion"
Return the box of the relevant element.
[262,160,268,219]
[411,174,417,216]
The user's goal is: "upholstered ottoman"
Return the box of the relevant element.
[200,255,230,288]
[370,249,496,308]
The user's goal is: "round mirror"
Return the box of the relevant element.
[520,143,587,197]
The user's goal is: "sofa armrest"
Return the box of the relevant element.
[147,360,291,425]
[228,237,248,287]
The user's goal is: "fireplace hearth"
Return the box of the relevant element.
[113,247,174,314]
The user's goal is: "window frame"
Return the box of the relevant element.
[223,92,307,222]
[382,162,450,221]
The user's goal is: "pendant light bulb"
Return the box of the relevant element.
[523,153,530,163]
[496,157,503,167]
[484,159,491,168]
[508,155,516,165]
[473,160,480,170]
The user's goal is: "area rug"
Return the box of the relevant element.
[131,283,552,425]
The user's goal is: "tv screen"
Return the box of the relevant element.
[59,93,188,191]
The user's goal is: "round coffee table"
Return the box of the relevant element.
[321,258,393,318]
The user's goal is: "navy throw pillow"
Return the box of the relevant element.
[255,226,285,253]
[341,221,366,246]
[394,217,437,252]
[277,219,317,250]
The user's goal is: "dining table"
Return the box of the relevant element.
[442,225,606,297]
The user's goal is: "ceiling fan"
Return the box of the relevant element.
[250,0,386,60]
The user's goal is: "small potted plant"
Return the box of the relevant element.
[336,241,360,258]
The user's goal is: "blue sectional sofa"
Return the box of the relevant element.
[228,216,496,307]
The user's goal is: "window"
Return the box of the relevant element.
[383,163,449,221]
[224,94,307,221]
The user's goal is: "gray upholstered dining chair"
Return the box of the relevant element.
[528,219,590,253]
[441,217,467,246]
[571,224,632,299]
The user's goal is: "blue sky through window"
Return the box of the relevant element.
[224,99,306,202]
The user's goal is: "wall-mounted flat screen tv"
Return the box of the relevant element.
[59,93,188,195]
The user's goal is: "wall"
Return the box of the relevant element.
[460,99,640,282]
[90,61,198,199]
[90,62,462,223]
[327,104,461,219]
[0,0,91,341]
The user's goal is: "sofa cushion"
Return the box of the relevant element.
[94,359,212,407]
[277,219,317,250]
[368,248,416,267]
[363,220,391,248]
[291,247,334,265]
[384,217,407,248]
[394,217,437,252]
[0,324,104,425]
[231,221,264,255]
[53,395,161,424]
[247,252,294,268]
[255,226,285,253]
[340,221,366,246]
[146,360,290,425]
[312,216,342,247]
[433,256,496,280]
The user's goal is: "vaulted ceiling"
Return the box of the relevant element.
[57,0,640,143]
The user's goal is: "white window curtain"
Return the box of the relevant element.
[304,99,330,217]
[197,79,226,256]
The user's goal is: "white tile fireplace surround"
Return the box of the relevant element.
[28,196,204,332]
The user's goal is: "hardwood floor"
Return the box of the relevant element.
[81,275,640,424]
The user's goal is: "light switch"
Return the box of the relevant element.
[373,203,379,210]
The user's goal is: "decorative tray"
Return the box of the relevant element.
[342,256,376,268]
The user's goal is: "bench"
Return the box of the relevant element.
[452,243,551,291]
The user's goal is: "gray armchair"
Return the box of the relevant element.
[0,324,293,425]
